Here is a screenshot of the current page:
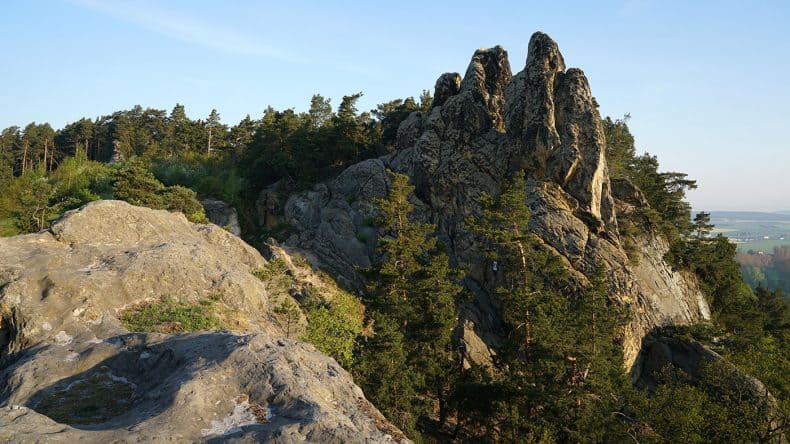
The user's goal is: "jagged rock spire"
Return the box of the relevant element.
[505,32,616,233]
[432,73,461,108]
[427,32,616,233]
[459,46,512,131]
[505,31,565,160]
[282,32,710,372]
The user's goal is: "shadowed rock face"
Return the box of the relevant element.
[0,333,405,443]
[0,200,407,443]
[201,198,242,236]
[0,332,402,443]
[281,32,709,371]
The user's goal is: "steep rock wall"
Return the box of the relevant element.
[281,32,710,371]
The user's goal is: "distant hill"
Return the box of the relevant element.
[706,211,790,222]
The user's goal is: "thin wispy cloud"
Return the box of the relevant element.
[70,0,304,62]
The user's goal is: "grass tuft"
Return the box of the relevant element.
[120,295,226,333]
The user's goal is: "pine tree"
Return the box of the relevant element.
[467,171,568,352]
[359,170,464,437]
[465,170,634,440]
[308,94,332,129]
[354,311,422,437]
[693,211,714,239]
[206,109,221,154]
[111,159,165,208]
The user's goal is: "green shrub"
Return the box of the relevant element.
[273,298,301,339]
[120,295,224,333]
[252,258,289,281]
[161,185,208,223]
[111,159,165,208]
[303,290,364,368]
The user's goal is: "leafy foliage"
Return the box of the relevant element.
[303,290,365,369]
[603,115,697,238]
[738,246,790,293]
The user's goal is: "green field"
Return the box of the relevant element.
[734,239,790,253]
[707,211,790,253]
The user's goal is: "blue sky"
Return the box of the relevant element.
[1,0,788,211]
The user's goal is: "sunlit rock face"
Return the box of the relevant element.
[0,200,407,443]
[281,32,709,371]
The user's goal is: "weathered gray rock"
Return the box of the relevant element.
[431,73,461,108]
[0,200,277,356]
[0,332,405,443]
[284,159,393,288]
[202,198,242,236]
[273,32,710,372]
[0,200,407,442]
[257,180,294,230]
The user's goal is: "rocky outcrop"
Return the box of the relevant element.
[0,332,403,443]
[634,334,786,442]
[0,200,276,356]
[201,198,242,236]
[278,32,710,371]
[0,200,406,442]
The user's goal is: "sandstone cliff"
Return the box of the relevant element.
[279,32,710,372]
[0,200,405,443]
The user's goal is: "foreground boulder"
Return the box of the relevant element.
[0,200,276,355]
[0,200,405,443]
[0,332,403,443]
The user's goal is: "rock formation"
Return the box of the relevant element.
[280,32,710,372]
[202,198,242,236]
[0,200,406,442]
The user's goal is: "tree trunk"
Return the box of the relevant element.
[512,221,532,349]
[21,141,28,174]
[43,139,48,172]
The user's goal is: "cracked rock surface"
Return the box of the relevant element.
[0,200,406,443]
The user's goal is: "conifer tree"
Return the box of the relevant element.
[693,211,714,239]
[466,171,635,440]
[358,170,464,436]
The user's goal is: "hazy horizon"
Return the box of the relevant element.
[2,0,788,211]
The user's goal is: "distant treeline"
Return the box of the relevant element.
[738,246,790,293]
[0,92,430,188]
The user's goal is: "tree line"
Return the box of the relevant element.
[0,92,431,237]
[739,246,790,294]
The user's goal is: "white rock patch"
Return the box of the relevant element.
[200,398,265,437]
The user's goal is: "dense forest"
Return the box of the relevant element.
[0,101,787,442]
[739,246,790,294]
[0,93,428,238]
